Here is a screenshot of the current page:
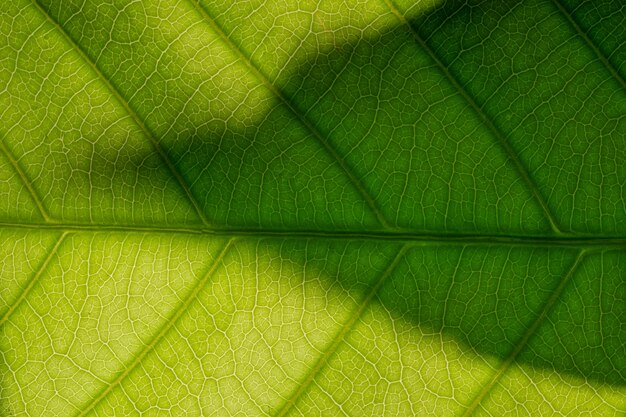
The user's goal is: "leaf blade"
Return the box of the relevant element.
[1,0,625,415]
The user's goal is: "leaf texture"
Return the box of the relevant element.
[1,0,625,416]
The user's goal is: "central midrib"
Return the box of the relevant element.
[1,221,625,249]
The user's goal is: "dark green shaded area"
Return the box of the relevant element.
[275,240,626,387]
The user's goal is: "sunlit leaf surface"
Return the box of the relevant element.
[1,0,625,415]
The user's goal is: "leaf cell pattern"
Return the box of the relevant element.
[1,0,625,416]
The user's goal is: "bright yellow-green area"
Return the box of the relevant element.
[88,239,397,416]
[1,233,226,416]
[0,230,59,318]
[480,366,626,416]
[1,0,625,416]
[0,149,43,222]
[0,0,204,224]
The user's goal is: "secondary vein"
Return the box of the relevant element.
[459,250,587,417]
[29,0,211,227]
[273,244,409,417]
[71,239,234,417]
[551,0,626,89]
[186,0,392,230]
[0,134,52,222]
[382,0,564,235]
[0,232,67,327]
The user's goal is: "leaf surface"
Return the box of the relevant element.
[1,0,625,415]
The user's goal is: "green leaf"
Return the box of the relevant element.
[1,0,625,415]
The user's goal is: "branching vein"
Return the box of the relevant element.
[382,0,564,235]
[273,244,409,417]
[70,239,234,417]
[459,250,587,417]
[29,0,212,227]
[187,0,392,230]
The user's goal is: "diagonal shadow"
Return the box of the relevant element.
[266,0,626,388]
[173,0,626,389]
[2,3,625,414]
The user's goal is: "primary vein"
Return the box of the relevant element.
[1,221,624,249]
